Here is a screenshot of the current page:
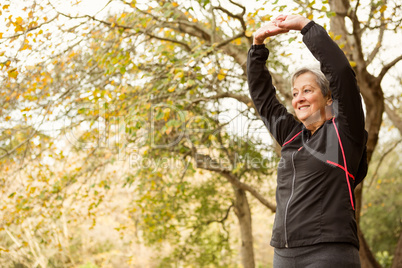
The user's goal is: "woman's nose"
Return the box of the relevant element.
[295,94,305,103]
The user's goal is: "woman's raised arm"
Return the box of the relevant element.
[276,15,366,143]
[247,20,299,146]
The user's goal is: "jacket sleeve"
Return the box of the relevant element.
[247,44,299,146]
[302,21,366,143]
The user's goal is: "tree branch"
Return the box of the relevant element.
[213,4,246,31]
[188,91,254,109]
[0,130,37,160]
[384,101,402,134]
[216,32,246,48]
[366,22,385,65]
[0,15,59,41]
[194,153,276,212]
[206,203,234,225]
[367,138,402,188]
[378,55,402,81]
[142,31,192,52]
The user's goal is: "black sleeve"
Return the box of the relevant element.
[302,22,366,143]
[247,45,299,146]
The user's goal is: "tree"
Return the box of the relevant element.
[1,0,401,267]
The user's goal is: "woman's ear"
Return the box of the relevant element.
[326,98,333,106]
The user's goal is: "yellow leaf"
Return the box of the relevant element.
[379,5,387,13]
[21,43,31,51]
[168,86,176,92]
[16,17,23,24]
[0,33,3,38]
[14,24,24,32]
[349,61,357,67]
[8,68,18,78]
[172,2,179,7]
[3,5,10,10]
[173,71,184,80]
[233,38,242,45]
[308,14,314,20]
[334,35,342,41]
[217,69,227,81]
[245,30,253,37]
[163,108,170,121]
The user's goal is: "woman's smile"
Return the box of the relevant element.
[291,72,332,133]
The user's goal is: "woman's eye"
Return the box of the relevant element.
[292,93,298,97]
[304,89,311,93]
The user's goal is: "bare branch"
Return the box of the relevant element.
[221,171,276,212]
[367,138,402,188]
[228,0,246,16]
[213,4,246,31]
[206,203,234,225]
[189,91,254,109]
[384,101,402,134]
[366,22,385,65]
[142,31,192,51]
[353,0,361,19]
[194,153,276,212]
[216,32,246,48]
[378,55,402,81]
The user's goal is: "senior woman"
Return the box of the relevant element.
[247,14,368,267]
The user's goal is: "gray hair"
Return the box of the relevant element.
[291,67,331,98]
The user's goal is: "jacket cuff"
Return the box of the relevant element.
[250,44,266,49]
[301,20,316,35]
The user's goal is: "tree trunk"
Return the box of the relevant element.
[232,186,255,268]
[356,75,383,268]
[358,224,382,268]
[392,232,402,268]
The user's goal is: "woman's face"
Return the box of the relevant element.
[291,72,332,127]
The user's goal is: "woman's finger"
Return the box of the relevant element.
[275,14,287,22]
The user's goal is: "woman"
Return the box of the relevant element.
[247,15,368,267]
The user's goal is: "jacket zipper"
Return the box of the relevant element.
[284,151,297,248]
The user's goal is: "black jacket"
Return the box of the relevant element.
[247,21,368,249]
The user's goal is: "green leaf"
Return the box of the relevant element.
[326,11,336,18]
[155,111,164,120]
